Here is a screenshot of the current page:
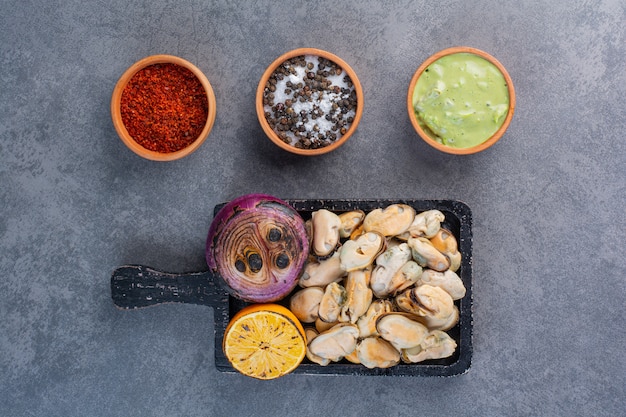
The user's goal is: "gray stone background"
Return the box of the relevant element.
[1,0,624,416]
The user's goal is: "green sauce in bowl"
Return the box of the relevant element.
[412,52,510,149]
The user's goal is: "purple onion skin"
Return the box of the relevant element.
[206,194,309,303]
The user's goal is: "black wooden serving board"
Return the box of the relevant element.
[111,199,473,377]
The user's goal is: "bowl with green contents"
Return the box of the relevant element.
[407,47,515,155]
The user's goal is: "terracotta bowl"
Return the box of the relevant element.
[407,46,515,155]
[111,55,217,161]
[256,48,363,156]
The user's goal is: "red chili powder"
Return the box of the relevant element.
[120,63,209,153]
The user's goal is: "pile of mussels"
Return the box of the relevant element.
[289,204,466,369]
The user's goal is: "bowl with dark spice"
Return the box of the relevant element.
[256,48,363,156]
[111,55,217,161]
[407,46,515,155]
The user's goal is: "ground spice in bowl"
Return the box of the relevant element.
[111,55,216,161]
[121,63,208,153]
[256,48,363,156]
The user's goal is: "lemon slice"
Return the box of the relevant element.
[223,303,306,380]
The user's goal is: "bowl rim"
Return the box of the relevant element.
[111,54,217,161]
[406,46,516,155]
[255,47,364,156]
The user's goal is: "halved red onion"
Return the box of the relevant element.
[206,194,309,303]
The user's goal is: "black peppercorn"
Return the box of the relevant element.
[263,54,358,150]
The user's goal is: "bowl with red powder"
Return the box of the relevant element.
[111,55,216,161]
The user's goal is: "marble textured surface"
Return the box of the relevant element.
[1,0,624,416]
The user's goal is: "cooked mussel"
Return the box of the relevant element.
[401,330,457,363]
[307,323,360,362]
[357,337,401,369]
[376,312,429,351]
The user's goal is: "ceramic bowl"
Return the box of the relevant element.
[111,55,217,161]
[256,48,363,156]
[407,47,515,155]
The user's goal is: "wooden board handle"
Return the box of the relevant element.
[111,265,229,309]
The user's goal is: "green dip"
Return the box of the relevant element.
[412,52,510,148]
